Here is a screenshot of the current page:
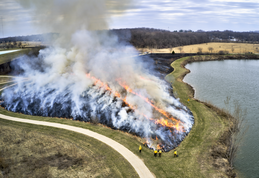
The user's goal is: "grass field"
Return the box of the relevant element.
[0,120,138,178]
[139,42,259,54]
[0,49,31,65]
[0,56,233,177]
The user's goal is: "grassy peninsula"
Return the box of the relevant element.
[0,55,236,177]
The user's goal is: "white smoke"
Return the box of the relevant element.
[2,0,194,151]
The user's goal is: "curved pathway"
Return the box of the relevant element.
[0,80,154,178]
[0,114,154,178]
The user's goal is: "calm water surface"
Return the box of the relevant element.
[183,60,259,178]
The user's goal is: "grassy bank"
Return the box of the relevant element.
[166,56,235,177]
[0,55,235,177]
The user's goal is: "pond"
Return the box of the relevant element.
[183,60,259,178]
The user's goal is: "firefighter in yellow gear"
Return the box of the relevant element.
[174,150,177,157]
[154,150,158,157]
[159,150,162,157]
[139,145,142,153]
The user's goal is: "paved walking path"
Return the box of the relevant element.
[0,49,21,55]
[0,113,155,178]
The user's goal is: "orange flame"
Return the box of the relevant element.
[139,76,152,82]
[155,118,183,132]
[157,144,162,150]
[117,80,181,124]
[86,73,134,109]
[85,73,183,132]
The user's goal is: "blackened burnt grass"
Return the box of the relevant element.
[0,55,233,177]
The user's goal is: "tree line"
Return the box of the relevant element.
[1,29,259,50]
[111,28,209,48]
[111,28,259,49]
[0,33,58,43]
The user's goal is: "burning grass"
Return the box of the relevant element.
[1,68,193,152]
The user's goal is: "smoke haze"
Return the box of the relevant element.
[2,0,194,151]
[15,0,133,45]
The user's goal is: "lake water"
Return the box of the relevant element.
[0,49,21,55]
[183,60,259,178]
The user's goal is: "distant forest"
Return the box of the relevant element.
[0,33,58,43]
[111,28,259,49]
[1,29,259,49]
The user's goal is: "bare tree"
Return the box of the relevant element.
[178,47,183,53]
[231,46,235,53]
[208,47,213,53]
[13,41,17,47]
[18,42,22,48]
[198,47,203,53]
[169,47,173,53]
[224,98,248,168]
[6,41,10,49]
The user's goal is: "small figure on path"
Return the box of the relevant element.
[139,145,142,153]
[159,150,162,157]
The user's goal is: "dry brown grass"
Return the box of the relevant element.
[0,77,12,84]
[0,41,43,49]
[138,42,259,54]
[0,125,116,178]
[20,41,43,48]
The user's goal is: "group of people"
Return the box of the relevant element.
[139,145,178,157]
[153,149,162,157]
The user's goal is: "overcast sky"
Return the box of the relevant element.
[1,0,259,38]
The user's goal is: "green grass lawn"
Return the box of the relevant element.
[0,56,231,177]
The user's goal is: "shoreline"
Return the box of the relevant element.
[179,57,259,178]
[165,55,250,178]
[175,54,259,113]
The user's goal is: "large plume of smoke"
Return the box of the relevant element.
[2,0,193,151]
[15,0,132,45]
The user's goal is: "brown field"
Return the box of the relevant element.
[0,41,43,49]
[20,41,43,48]
[138,42,259,54]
